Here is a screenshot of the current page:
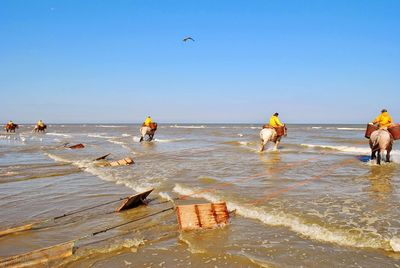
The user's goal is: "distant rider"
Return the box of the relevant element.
[37,120,44,128]
[143,116,153,127]
[7,120,14,127]
[371,109,393,129]
[269,112,285,150]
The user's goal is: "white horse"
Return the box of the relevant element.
[369,129,393,165]
[260,128,278,152]
[139,125,156,142]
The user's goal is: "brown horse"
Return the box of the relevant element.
[140,123,157,142]
[33,124,47,133]
[369,129,393,165]
[4,124,18,133]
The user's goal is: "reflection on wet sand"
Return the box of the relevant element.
[259,151,281,175]
[367,164,396,201]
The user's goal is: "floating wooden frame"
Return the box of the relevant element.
[116,189,154,212]
[176,202,229,231]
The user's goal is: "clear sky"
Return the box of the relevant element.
[1,0,399,124]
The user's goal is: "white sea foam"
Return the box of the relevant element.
[336,127,364,131]
[301,144,400,162]
[108,140,125,145]
[239,141,251,146]
[154,138,186,143]
[390,237,400,252]
[46,153,151,192]
[122,133,131,137]
[88,134,115,139]
[96,125,124,128]
[46,153,72,163]
[159,192,175,203]
[312,127,322,129]
[173,184,400,252]
[301,144,371,154]
[46,132,72,138]
[170,125,206,129]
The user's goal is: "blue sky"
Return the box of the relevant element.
[1,0,399,123]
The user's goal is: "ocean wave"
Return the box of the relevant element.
[154,138,186,143]
[46,132,72,138]
[46,152,153,192]
[46,153,74,163]
[170,125,206,129]
[122,133,131,137]
[301,144,400,162]
[84,165,156,193]
[173,184,400,252]
[336,127,365,131]
[96,125,125,128]
[301,144,371,154]
[88,134,115,139]
[108,140,125,145]
[132,136,185,143]
[312,127,322,129]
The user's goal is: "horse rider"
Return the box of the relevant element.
[269,113,284,128]
[7,120,14,128]
[266,112,284,150]
[371,109,393,130]
[143,116,153,127]
[37,120,45,128]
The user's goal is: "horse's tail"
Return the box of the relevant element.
[372,135,380,149]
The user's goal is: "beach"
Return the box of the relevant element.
[1,124,400,267]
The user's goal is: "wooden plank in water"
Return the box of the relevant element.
[93,153,111,161]
[176,202,229,231]
[0,224,33,237]
[109,157,134,167]
[116,189,154,212]
[0,241,75,268]
[68,143,85,149]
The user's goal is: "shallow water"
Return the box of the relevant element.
[1,124,400,267]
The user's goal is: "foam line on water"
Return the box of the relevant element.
[170,125,206,129]
[336,127,364,131]
[96,125,125,128]
[173,184,400,252]
[46,132,72,138]
[88,134,115,139]
[301,143,371,154]
[46,153,158,194]
[301,144,400,163]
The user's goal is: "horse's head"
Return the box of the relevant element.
[149,123,157,131]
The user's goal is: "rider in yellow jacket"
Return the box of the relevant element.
[7,120,14,127]
[372,109,393,129]
[268,113,285,150]
[269,113,284,127]
[143,116,152,127]
[37,120,44,127]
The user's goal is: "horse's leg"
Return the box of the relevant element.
[139,136,144,142]
[260,139,265,152]
[386,144,392,162]
[370,150,376,160]
[377,151,381,165]
[148,134,153,142]
[386,150,391,162]
[273,136,280,150]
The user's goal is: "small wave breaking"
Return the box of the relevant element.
[173,184,400,253]
[46,132,72,138]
